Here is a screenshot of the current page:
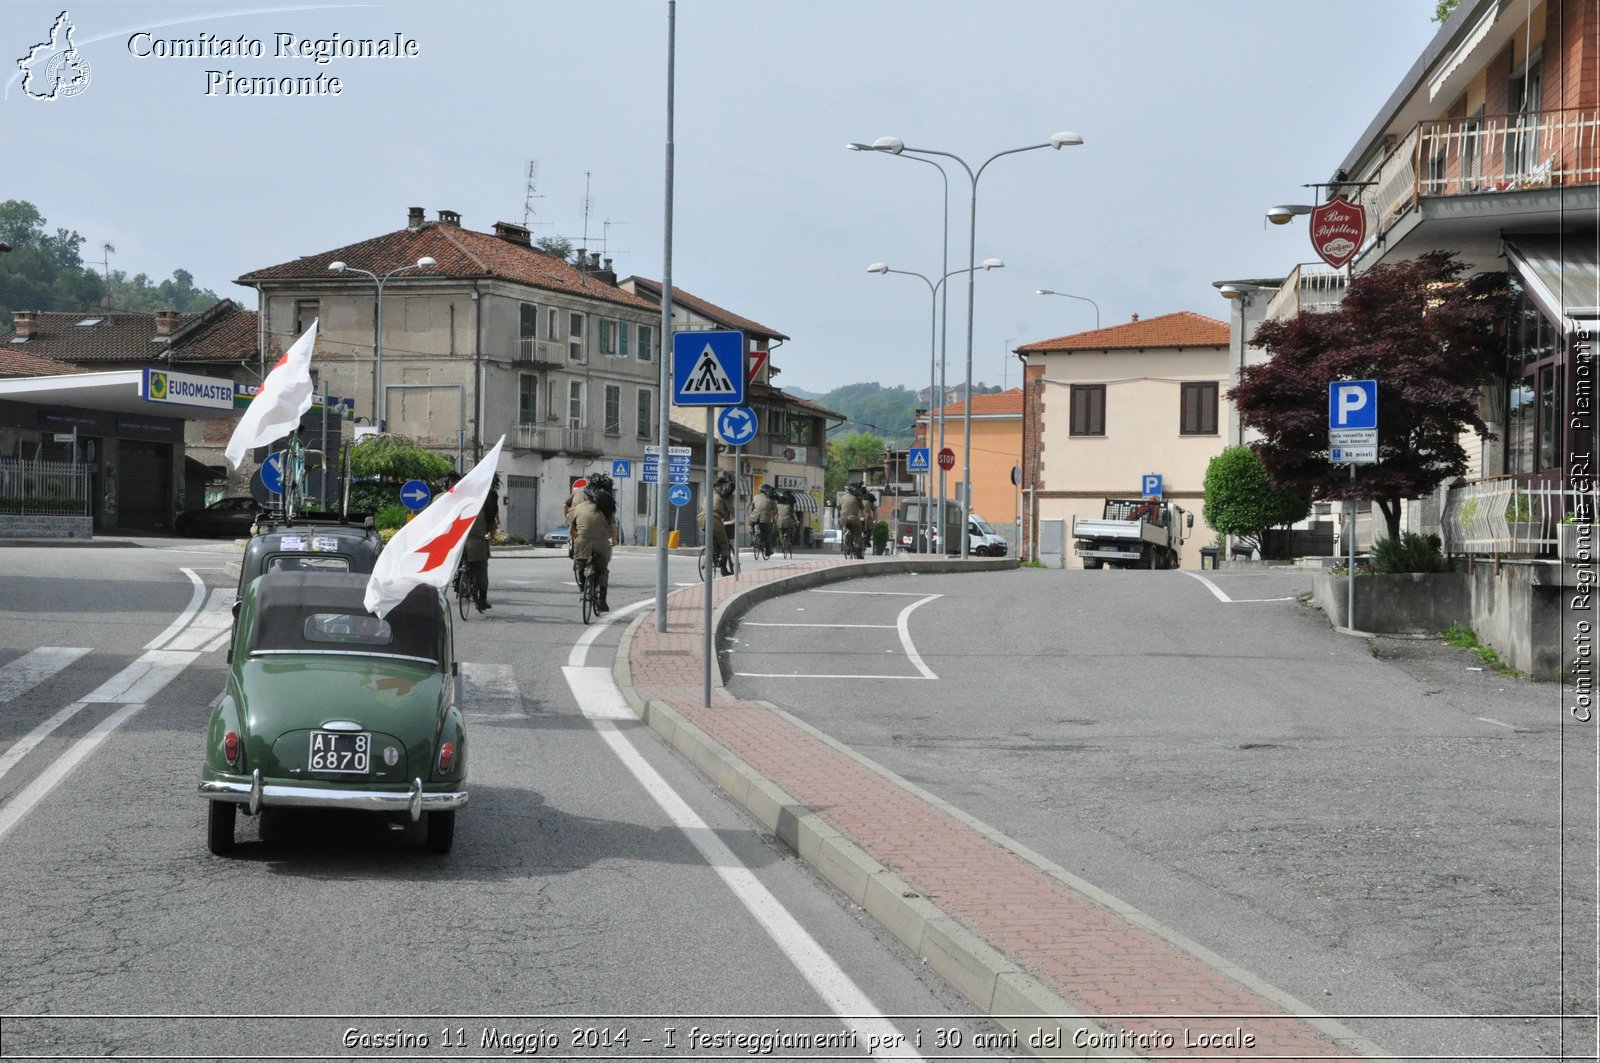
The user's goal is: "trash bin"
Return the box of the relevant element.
[1199,546,1220,570]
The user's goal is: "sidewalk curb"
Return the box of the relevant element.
[612,559,1388,1060]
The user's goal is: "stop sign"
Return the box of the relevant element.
[937,447,956,470]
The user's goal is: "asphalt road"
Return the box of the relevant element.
[725,565,1598,1061]
[0,543,999,1060]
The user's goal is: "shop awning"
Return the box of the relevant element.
[1505,236,1600,332]
[791,490,819,513]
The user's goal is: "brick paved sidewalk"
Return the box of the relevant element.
[616,559,1383,1060]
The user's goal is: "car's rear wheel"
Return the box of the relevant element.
[425,809,456,854]
[207,801,236,855]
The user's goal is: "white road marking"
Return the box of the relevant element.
[1180,570,1299,604]
[1477,716,1516,730]
[143,568,207,649]
[809,589,934,596]
[566,597,653,669]
[163,588,234,651]
[563,665,919,1058]
[80,649,199,704]
[0,701,89,788]
[744,622,897,629]
[0,647,90,703]
[734,672,930,680]
[0,702,147,843]
[895,595,941,680]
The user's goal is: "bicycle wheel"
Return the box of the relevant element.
[455,570,474,620]
[575,561,592,624]
[697,548,707,581]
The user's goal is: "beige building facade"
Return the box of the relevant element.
[1018,312,1231,569]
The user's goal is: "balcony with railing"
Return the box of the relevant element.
[514,423,601,456]
[1440,473,1595,558]
[1263,263,1347,321]
[513,337,566,368]
[1357,107,1600,245]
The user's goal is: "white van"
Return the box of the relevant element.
[967,515,1008,557]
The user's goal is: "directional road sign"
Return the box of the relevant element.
[716,405,758,447]
[400,479,432,511]
[1141,473,1163,498]
[641,469,658,484]
[672,330,746,406]
[668,483,692,507]
[908,447,931,473]
[612,459,631,480]
[260,451,286,495]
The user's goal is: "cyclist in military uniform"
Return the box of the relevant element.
[463,477,499,610]
[568,472,617,614]
[837,482,870,558]
[775,489,798,552]
[698,471,736,575]
[749,483,777,558]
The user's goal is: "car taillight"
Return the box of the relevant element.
[223,731,240,767]
[437,741,455,773]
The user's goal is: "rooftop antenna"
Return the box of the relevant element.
[522,160,543,227]
[98,242,116,308]
[579,171,593,249]
[601,218,630,257]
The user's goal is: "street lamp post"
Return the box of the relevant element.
[866,132,1083,557]
[328,256,436,432]
[1035,288,1100,330]
[867,258,1005,553]
[848,144,955,546]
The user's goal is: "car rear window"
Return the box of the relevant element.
[267,555,351,574]
[252,603,440,663]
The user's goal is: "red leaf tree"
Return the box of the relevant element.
[1231,252,1506,541]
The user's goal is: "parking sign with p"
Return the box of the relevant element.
[1329,380,1378,429]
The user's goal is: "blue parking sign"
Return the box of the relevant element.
[1329,380,1378,429]
[1141,474,1162,498]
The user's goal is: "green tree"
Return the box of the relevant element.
[104,267,219,312]
[347,434,457,518]
[1202,446,1311,557]
[1232,252,1505,541]
[536,236,574,262]
[0,199,105,328]
[1434,0,1461,24]
[825,432,885,498]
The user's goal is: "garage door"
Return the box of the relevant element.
[117,439,173,531]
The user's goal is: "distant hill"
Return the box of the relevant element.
[794,381,1004,446]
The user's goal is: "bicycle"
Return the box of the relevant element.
[574,556,598,624]
[452,563,481,621]
[778,522,795,560]
[697,523,734,581]
[751,522,773,561]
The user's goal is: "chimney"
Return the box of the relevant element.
[437,209,461,226]
[574,248,587,271]
[11,311,36,338]
[588,251,601,270]
[492,221,532,247]
[1131,312,1140,322]
[592,257,617,286]
[407,206,425,229]
[153,310,179,336]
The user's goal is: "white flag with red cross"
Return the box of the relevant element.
[363,436,505,617]
[224,320,318,469]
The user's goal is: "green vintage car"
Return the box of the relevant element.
[200,571,467,855]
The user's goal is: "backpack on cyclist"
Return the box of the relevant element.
[583,474,617,521]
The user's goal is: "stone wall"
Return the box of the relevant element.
[0,515,93,539]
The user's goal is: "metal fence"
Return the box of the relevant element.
[1440,474,1593,557]
[0,459,92,516]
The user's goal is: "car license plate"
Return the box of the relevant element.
[308,730,370,773]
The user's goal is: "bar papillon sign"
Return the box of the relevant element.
[1309,197,1366,269]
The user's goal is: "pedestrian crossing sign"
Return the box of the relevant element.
[908,447,931,472]
[672,329,745,407]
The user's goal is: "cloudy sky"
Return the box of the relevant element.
[4,1,1440,394]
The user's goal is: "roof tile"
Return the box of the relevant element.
[1016,311,1228,353]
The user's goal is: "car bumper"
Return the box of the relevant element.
[200,771,467,821]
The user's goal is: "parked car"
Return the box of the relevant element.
[542,525,571,548]
[199,571,467,856]
[175,497,263,538]
[821,528,843,547]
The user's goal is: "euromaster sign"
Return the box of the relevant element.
[140,368,235,411]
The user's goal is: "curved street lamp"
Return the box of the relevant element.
[328,256,436,431]
[1266,204,1315,225]
[1035,288,1100,330]
[866,258,1006,554]
[861,132,1083,556]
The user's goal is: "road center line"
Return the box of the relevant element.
[562,664,918,1058]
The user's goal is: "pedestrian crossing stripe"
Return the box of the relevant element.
[681,344,737,395]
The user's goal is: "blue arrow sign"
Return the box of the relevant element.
[668,483,692,507]
[400,479,432,511]
[672,330,746,406]
[907,447,931,472]
[716,405,758,447]
[260,451,286,495]
[612,459,631,479]
[642,469,659,484]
